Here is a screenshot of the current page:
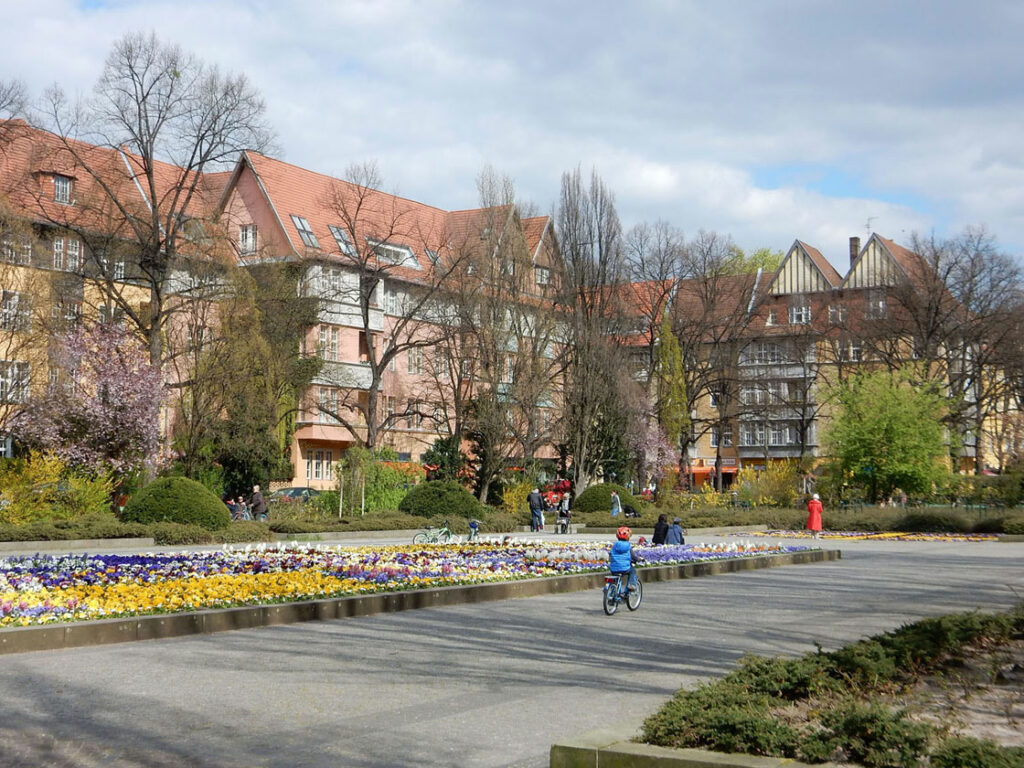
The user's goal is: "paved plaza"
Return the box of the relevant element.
[0,534,1021,767]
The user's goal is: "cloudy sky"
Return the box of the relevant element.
[4,0,1023,261]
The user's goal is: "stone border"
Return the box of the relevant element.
[0,537,155,553]
[583,524,769,536]
[0,548,839,655]
[550,727,840,768]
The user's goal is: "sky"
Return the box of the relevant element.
[4,0,1024,263]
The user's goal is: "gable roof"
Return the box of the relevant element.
[766,239,842,294]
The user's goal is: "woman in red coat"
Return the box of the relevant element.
[805,493,823,539]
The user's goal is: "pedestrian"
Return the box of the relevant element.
[527,487,544,532]
[557,493,571,534]
[250,484,268,521]
[806,493,823,539]
[652,513,669,545]
[666,517,685,545]
[610,490,621,518]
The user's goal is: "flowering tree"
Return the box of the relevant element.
[630,411,679,488]
[14,324,162,480]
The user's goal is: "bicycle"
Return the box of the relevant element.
[413,520,454,544]
[467,519,481,541]
[602,572,642,615]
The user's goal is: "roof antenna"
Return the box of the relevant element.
[865,216,877,234]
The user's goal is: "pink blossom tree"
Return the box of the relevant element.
[14,324,162,480]
[629,408,679,489]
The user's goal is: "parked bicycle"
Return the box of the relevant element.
[413,520,454,544]
[467,519,481,541]
[602,572,643,615]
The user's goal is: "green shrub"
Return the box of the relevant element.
[897,510,971,533]
[1003,516,1024,535]
[930,737,1022,768]
[726,654,836,701]
[481,510,517,533]
[215,521,276,543]
[572,483,639,515]
[0,453,113,524]
[397,480,484,519]
[148,521,215,545]
[818,701,932,768]
[121,477,231,530]
[501,481,532,517]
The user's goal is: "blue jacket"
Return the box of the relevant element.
[609,539,635,573]
[666,524,684,545]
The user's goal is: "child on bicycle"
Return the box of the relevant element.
[609,525,642,590]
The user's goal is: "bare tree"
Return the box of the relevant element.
[624,219,686,388]
[311,161,464,451]
[35,31,274,365]
[556,167,631,491]
[0,80,27,148]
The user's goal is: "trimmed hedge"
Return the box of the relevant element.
[121,477,231,531]
[397,481,484,520]
[572,483,640,515]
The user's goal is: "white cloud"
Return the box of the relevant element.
[2,0,1022,258]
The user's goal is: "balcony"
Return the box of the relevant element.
[316,361,373,390]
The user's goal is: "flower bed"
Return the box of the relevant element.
[0,540,806,627]
[741,529,999,542]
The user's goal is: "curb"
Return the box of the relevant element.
[0,537,156,553]
[0,549,838,655]
[583,525,769,536]
[550,727,841,768]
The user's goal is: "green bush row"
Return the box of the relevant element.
[641,608,1024,767]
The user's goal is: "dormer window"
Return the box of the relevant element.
[369,239,417,269]
[329,225,354,256]
[789,303,811,325]
[239,224,257,254]
[53,175,72,204]
[290,215,320,248]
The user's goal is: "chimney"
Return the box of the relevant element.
[849,236,860,269]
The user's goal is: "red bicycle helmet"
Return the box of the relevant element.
[616,526,632,540]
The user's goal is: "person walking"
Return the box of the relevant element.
[666,517,685,545]
[610,490,621,518]
[527,487,544,532]
[250,484,268,521]
[652,513,669,545]
[806,493,823,539]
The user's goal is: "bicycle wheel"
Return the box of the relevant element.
[412,533,429,544]
[438,531,453,544]
[602,584,619,615]
[626,579,643,611]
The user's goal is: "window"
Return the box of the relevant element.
[318,325,339,361]
[383,284,399,315]
[329,225,354,255]
[370,240,416,268]
[407,347,422,375]
[407,399,421,429]
[53,175,72,204]
[828,305,846,325]
[52,238,65,270]
[0,291,30,331]
[318,387,339,424]
[769,423,788,446]
[66,238,81,271]
[535,266,550,286]
[98,303,124,326]
[0,361,29,403]
[842,340,862,362]
[51,301,81,327]
[741,342,785,366]
[321,266,344,295]
[710,426,732,447]
[789,303,811,324]
[290,215,320,248]
[113,258,126,280]
[397,452,412,461]
[739,422,766,447]
[765,309,776,326]
[866,291,887,319]
[239,224,257,254]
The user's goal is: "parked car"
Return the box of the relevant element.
[269,487,322,503]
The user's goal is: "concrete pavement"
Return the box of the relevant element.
[0,534,1021,767]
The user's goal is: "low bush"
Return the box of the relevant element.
[216,521,276,543]
[816,700,931,768]
[0,453,113,524]
[0,516,149,542]
[572,483,639,515]
[121,477,231,530]
[896,510,971,533]
[148,522,214,545]
[930,737,1024,768]
[398,480,484,520]
[1003,516,1024,535]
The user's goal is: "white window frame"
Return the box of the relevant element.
[535,266,550,286]
[239,224,257,255]
[328,225,354,255]
[66,238,80,271]
[369,239,417,269]
[789,304,811,325]
[0,291,30,332]
[0,360,30,403]
[52,237,65,270]
[290,215,320,249]
[53,175,71,204]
